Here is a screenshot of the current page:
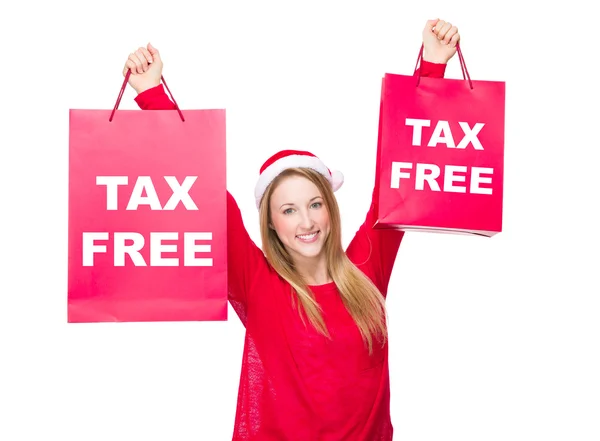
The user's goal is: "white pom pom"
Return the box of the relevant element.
[330,170,344,192]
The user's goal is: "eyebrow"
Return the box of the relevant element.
[279,196,323,210]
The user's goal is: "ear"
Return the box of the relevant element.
[268,223,275,230]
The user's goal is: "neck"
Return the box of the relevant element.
[293,254,332,286]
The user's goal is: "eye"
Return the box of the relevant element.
[283,208,295,215]
[310,202,322,209]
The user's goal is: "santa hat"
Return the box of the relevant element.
[254,150,344,208]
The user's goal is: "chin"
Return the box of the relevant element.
[293,242,327,260]
[296,248,324,259]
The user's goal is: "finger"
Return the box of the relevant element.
[444,27,459,45]
[128,52,144,74]
[443,26,458,44]
[124,59,138,75]
[437,22,453,41]
[138,46,153,66]
[135,48,149,72]
[425,18,439,32]
[147,43,161,61]
[448,32,460,48]
[433,20,446,38]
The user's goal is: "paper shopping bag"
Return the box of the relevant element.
[375,45,505,237]
[68,74,227,322]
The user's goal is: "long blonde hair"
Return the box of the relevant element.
[259,168,387,353]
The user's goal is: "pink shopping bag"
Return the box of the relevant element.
[375,45,505,237]
[68,73,227,322]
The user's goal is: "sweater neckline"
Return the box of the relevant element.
[307,281,338,293]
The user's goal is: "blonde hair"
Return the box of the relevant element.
[259,168,387,353]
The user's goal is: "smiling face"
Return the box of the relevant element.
[268,174,331,264]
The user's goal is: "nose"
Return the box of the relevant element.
[299,209,314,230]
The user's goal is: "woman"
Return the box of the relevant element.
[124,18,460,441]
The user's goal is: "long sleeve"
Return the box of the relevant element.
[414,59,447,77]
[225,192,273,325]
[346,61,446,296]
[134,84,177,110]
[135,85,272,325]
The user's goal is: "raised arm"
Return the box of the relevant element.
[347,19,460,296]
[125,44,270,325]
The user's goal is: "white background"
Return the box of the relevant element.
[1,1,599,440]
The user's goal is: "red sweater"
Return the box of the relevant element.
[135,61,445,440]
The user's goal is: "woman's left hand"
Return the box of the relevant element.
[422,19,460,64]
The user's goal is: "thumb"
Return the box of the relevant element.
[147,42,161,62]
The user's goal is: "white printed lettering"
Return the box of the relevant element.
[82,232,109,266]
[81,232,214,267]
[470,167,494,194]
[390,162,493,194]
[126,176,162,210]
[184,232,213,266]
[456,122,485,150]
[427,120,456,148]
[163,176,199,210]
[405,118,431,146]
[96,176,128,210]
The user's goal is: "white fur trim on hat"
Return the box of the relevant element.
[254,154,344,208]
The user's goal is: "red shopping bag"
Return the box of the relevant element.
[68,73,227,322]
[375,45,505,237]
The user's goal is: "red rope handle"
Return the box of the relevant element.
[109,70,185,121]
[414,43,473,89]
[456,44,473,89]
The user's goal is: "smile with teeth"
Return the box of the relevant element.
[296,231,320,243]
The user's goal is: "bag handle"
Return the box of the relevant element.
[109,69,185,122]
[414,43,473,89]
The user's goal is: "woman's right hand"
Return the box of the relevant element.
[122,43,163,94]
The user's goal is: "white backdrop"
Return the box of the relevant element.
[1,1,599,440]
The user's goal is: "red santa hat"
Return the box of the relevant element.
[254,149,344,208]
